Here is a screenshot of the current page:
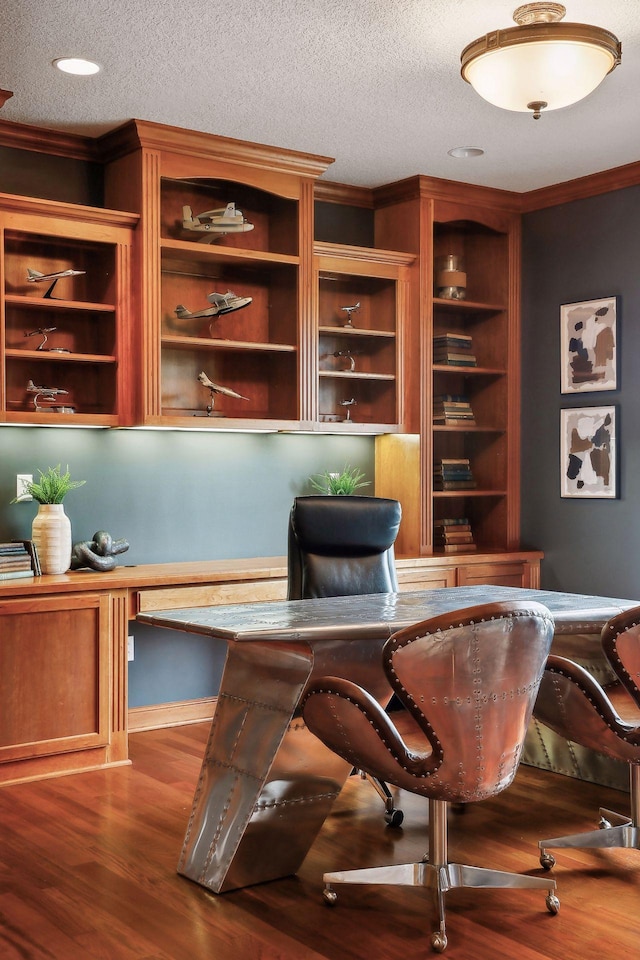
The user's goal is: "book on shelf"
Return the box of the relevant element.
[433,333,476,365]
[435,517,476,552]
[433,459,476,490]
[0,569,35,582]
[0,558,33,572]
[0,543,31,555]
[433,333,473,347]
[6,539,41,576]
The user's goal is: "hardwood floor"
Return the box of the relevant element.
[1,722,638,960]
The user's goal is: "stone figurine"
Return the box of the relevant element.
[70,530,130,571]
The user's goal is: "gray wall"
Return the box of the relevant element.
[521,185,640,600]
[0,426,374,705]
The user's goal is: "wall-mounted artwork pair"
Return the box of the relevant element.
[560,297,619,499]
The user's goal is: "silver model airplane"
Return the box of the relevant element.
[27,379,69,398]
[340,302,360,327]
[339,397,357,421]
[27,267,85,299]
[175,290,252,321]
[182,203,254,242]
[197,371,250,416]
[24,326,57,350]
[26,378,73,412]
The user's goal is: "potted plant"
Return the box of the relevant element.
[309,464,370,496]
[12,465,85,575]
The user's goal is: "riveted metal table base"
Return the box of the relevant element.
[137,586,638,892]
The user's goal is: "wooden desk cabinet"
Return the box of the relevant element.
[0,551,541,784]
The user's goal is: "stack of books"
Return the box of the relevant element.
[433,458,476,491]
[433,333,476,367]
[0,541,39,581]
[433,394,475,425]
[434,518,477,553]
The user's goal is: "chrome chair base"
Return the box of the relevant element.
[539,766,640,869]
[322,859,559,953]
[360,771,404,827]
[540,816,639,869]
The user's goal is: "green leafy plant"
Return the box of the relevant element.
[309,464,370,496]
[11,464,86,504]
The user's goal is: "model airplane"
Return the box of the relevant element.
[182,203,254,242]
[26,379,73,412]
[197,371,250,416]
[24,326,58,350]
[27,267,85,299]
[332,349,357,372]
[340,302,360,327]
[339,397,357,421]
[175,290,252,321]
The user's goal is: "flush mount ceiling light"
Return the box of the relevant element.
[460,3,621,120]
[53,57,101,76]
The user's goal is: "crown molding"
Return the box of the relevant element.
[0,117,98,161]
[97,119,334,180]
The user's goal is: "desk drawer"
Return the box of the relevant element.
[136,578,288,613]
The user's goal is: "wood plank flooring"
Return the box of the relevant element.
[1,721,638,960]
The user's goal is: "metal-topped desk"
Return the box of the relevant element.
[137,585,637,893]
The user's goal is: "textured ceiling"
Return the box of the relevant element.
[1,0,639,192]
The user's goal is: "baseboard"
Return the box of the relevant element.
[128,697,217,732]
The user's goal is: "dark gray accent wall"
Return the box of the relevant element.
[0,426,375,705]
[521,186,640,600]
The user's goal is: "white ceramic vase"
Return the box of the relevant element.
[31,503,72,575]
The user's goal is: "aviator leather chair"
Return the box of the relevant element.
[288,494,404,824]
[535,605,640,870]
[302,601,559,953]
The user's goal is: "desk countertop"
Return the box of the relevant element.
[136,585,640,642]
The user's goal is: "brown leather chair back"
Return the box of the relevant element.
[303,600,554,803]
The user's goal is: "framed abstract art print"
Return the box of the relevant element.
[560,296,618,394]
[560,405,617,499]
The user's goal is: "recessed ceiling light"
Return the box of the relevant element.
[448,146,485,159]
[53,57,101,76]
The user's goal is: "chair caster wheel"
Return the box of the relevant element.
[385,808,404,828]
[546,892,560,915]
[323,887,337,906]
[540,852,555,870]
[431,931,448,953]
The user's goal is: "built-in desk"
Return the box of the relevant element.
[137,586,638,893]
[0,551,542,785]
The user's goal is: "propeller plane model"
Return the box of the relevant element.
[182,202,254,242]
[175,290,252,321]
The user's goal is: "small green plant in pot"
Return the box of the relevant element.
[12,466,86,575]
[14,464,86,504]
[309,464,370,496]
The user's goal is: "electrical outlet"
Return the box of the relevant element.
[16,474,33,501]
[127,635,135,662]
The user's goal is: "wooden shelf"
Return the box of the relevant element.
[373,186,520,557]
[315,242,413,431]
[0,195,135,424]
[6,349,117,364]
[161,335,296,353]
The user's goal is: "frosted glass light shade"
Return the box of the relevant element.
[461,18,621,116]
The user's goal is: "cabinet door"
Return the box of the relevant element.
[0,593,111,763]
